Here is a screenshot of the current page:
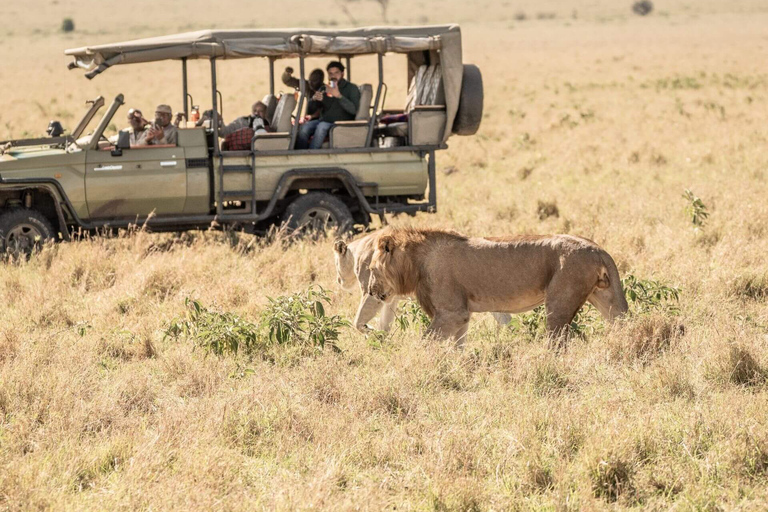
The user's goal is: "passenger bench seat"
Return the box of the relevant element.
[380,64,447,146]
[252,93,296,151]
[329,84,373,148]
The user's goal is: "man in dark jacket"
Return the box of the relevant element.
[296,61,360,149]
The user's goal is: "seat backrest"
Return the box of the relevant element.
[262,94,277,122]
[421,65,443,105]
[272,94,296,133]
[356,84,373,121]
[404,65,427,112]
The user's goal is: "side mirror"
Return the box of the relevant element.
[111,130,130,156]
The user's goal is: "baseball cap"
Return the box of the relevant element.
[155,104,172,115]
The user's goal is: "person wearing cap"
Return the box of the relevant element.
[145,104,178,145]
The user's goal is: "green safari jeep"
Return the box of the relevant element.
[0,25,483,252]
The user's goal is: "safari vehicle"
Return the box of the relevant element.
[0,25,483,251]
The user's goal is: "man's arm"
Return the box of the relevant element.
[338,84,361,116]
[220,116,248,137]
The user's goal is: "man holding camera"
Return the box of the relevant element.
[296,61,360,150]
[145,104,178,145]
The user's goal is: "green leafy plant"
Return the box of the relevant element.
[683,189,709,229]
[622,273,681,314]
[262,286,347,350]
[164,298,264,357]
[394,299,431,331]
[165,286,349,358]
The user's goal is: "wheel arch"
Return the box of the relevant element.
[0,178,73,240]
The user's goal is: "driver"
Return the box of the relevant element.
[145,104,178,145]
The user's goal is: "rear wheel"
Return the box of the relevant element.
[0,208,56,256]
[284,192,354,237]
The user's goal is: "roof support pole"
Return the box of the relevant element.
[182,57,189,119]
[365,53,384,148]
[345,56,351,81]
[289,55,306,150]
[210,58,220,155]
[269,57,275,95]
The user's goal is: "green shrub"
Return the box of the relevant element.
[683,189,709,229]
[164,298,264,357]
[622,273,681,314]
[165,285,348,357]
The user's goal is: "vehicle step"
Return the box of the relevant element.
[221,165,253,173]
[221,190,254,199]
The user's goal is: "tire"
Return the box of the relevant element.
[284,192,354,237]
[452,64,484,136]
[0,208,56,256]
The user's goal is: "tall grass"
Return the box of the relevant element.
[2,1,768,509]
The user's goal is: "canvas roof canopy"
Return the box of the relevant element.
[65,25,463,142]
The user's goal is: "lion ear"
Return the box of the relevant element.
[333,239,347,255]
[378,235,396,253]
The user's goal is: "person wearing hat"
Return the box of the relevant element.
[145,104,178,145]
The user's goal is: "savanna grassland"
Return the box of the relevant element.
[2,0,768,509]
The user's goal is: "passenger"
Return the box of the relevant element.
[296,61,360,149]
[145,104,178,145]
[200,101,272,137]
[282,67,326,123]
[120,108,150,146]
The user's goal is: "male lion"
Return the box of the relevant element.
[365,227,628,344]
[334,232,511,332]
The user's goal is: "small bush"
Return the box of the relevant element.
[165,286,348,357]
[622,273,681,314]
[683,189,709,229]
[165,298,264,357]
[394,299,431,331]
[631,1,653,16]
[61,18,75,33]
[513,11,527,21]
[262,286,348,349]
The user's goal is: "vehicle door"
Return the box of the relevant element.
[85,144,187,219]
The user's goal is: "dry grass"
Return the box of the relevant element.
[2,0,768,509]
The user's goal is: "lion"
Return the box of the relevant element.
[333,232,512,332]
[365,227,629,345]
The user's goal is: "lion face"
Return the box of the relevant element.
[367,235,399,301]
[333,239,357,292]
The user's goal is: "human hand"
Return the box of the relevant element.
[327,83,341,98]
[146,126,163,142]
[173,112,186,127]
[312,91,323,102]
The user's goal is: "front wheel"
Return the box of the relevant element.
[0,208,56,256]
[284,193,355,237]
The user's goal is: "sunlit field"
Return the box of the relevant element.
[1,1,768,509]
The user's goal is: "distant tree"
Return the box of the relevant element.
[61,18,75,32]
[632,1,654,16]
